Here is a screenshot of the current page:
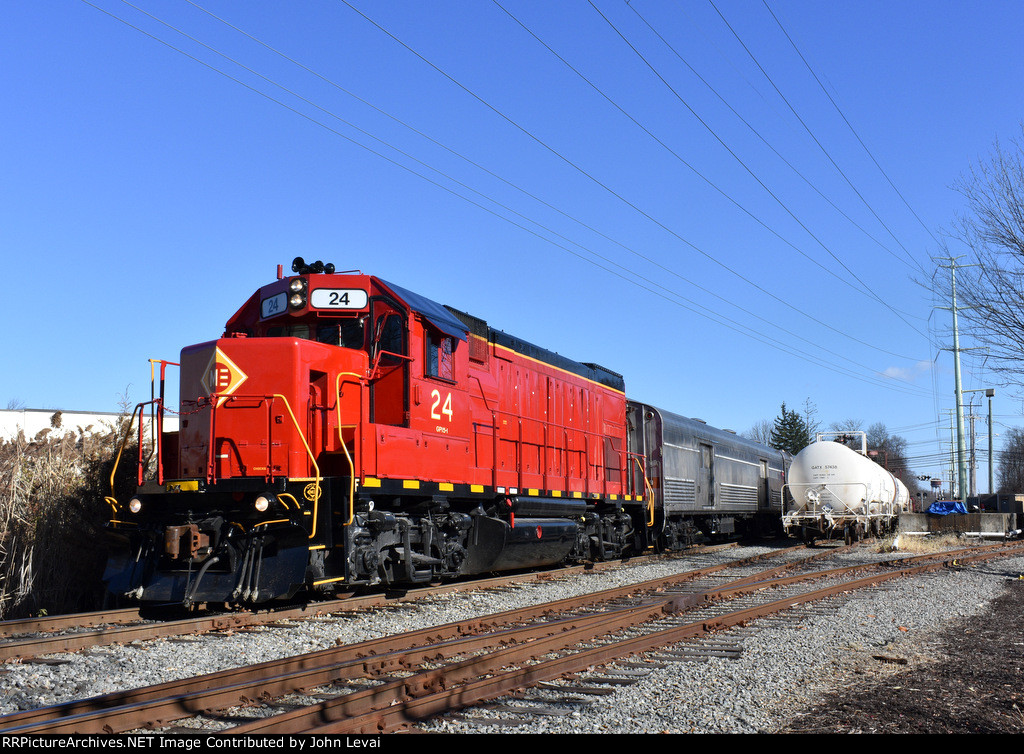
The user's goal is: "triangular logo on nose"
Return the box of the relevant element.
[203,347,248,407]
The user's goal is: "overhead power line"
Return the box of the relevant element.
[83,0,937,398]
[591,0,929,340]
[709,0,928,277]
[762,0,942,253]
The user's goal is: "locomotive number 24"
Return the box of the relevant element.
[430,389,453,422]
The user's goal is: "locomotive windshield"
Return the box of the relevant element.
[265,317,366,349]
[316,319,366,349]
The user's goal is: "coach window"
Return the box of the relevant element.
[426,331,455,381]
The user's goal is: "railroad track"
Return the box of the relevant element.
[5,539,1021,735]
[0,544,741,662]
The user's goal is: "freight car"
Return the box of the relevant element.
[781,432,909,544]
[102,259,787,607]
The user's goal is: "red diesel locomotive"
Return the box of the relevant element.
[103,258,786,607]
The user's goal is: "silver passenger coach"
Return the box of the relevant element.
[628,401,788,547]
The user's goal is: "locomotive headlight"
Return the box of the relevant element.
[128,497,143,513]
[254,495,272,512]
[288,278,308,309]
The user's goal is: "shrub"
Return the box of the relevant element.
[0,412,144,619]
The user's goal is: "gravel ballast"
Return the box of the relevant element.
[2,542,1021,734]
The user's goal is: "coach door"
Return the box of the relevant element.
[759,459,770,510]
[698,442,715,508]
[369,297,409,426]
[698,443,715,508]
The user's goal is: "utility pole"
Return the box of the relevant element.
[948,410,955,499]
[969,410,976,499]
[937,258,971,506]
[963,387,996,497]
[985,389,994,495]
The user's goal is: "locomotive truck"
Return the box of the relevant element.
[103,259,787,607]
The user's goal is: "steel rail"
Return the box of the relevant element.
[0,544,784,663]
[223,601,677,735]
[1,603,666,735]
[0,603,344,663]
[0,544,811,733]
[6,541,1014,735]
[0,608,141,638]
[301,546,1024,734]
[0,569,594,661]
[0,541,744,645]
[721,539,1024,591]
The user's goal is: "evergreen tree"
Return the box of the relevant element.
[769,402,811,455]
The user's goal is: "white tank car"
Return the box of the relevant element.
[782,434,909,543]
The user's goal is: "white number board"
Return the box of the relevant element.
[310,288,368,310]
[260,292,287,319]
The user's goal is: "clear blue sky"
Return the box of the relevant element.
[3,0,1021,491]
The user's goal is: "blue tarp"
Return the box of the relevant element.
[928,500,969,516]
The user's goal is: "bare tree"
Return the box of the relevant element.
[743,419,773,445]
[997,427,1024,494]
[942,124,1024,394]
[821,419,919,495]
[828,418,864,445]
[801,398,821,440]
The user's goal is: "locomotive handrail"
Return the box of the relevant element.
[133,399,163,487]
[104,405,138,515]
[105,402,146,515]
[486,406,616,499]
[106,399,166,513]
[272,393,322,540]
[335,371,365,526]
[368,349,413,381]
[206,392,323,539]
[629,455,655,527]
[147,359,179,480]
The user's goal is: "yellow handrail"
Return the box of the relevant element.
[270,394,321,539]
[630,456,656,527]
[106,405,141,517]
[334,372,363,526]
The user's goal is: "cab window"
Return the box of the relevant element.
[426,332,454,380]
[372,313,405,365]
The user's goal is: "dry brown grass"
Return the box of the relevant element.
[876,532,966,554]
[0,411,142,619]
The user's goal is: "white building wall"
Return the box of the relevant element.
[0,409,178,442]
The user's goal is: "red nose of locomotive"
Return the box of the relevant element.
[175,337,364,482]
